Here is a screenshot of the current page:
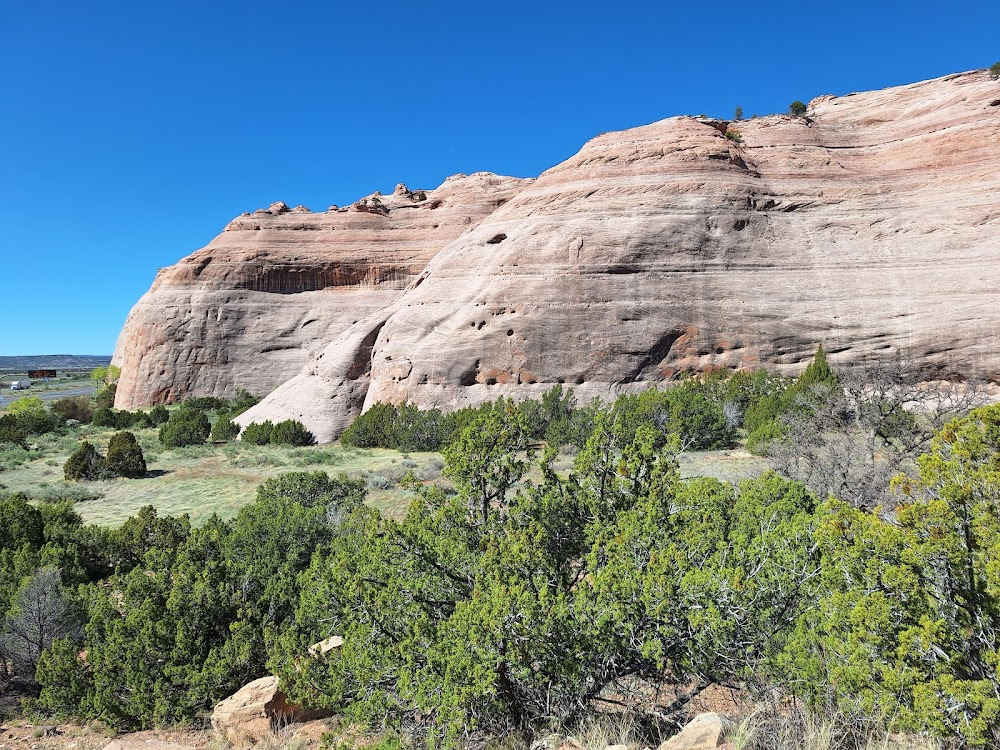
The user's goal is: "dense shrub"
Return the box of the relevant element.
[991,61,1000,80]
[211,414,239,442]
[64,442,104,481]
[93,383,116,409]
[742,344,839,455]
[158,409,210,448]
[608,381,735,451]
[789,100,807,115]
[51,397,94,425]
[181,396,229,412]
[273,409,815,743]
[91,408,116,428]
[340,402,451,451]
[241,421,273,445]
[781,403,1000,745]
[517,384,596,447]
[270,419,315,446]
[341,389,597,453]
[229,389,260,417]
[35,472,363,729]
[93,408,148,430]
[340,403,401,448]
[0,493,43,552]
[745,418,785,455]
[0,414,27,447]
[105,431,146,478]
[147,405,170,426]
[7,396,61,436]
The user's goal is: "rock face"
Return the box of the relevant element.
[115,71,1000,439]
[233,70,1000,442]
[112,174,529,408]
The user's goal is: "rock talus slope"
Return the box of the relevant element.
[112,174,529,408]
[233,70,1000,442]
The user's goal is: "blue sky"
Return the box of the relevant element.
[1,1,997,355]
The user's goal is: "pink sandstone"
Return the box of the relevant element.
[114,71,1000,442]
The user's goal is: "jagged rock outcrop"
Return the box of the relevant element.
[112,173,529,408]
[233,70,1000,442]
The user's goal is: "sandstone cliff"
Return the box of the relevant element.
[231,70,1000,442]
[116,71,1000,442]
[112,174,529,407]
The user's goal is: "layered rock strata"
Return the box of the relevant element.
[112,174,529,407]
[113,71,1000,441]
[234,70,1000,442]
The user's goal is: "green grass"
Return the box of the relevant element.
[0,424,446,526]
[0,419,769,528]
[532,445,769,485]
[0,374,93,393]
[679,448,770,484]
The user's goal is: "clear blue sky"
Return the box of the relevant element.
[1,1,997,355]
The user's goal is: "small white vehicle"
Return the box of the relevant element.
[9,380,31,390]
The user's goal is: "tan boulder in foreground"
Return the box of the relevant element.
[657,712,732,750]
[210,675,327,745]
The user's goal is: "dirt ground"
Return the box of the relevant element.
[0,721,206,750]
[0,719,341,750]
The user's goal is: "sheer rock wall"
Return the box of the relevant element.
[113,71,1000,442]
[112,174,529,407]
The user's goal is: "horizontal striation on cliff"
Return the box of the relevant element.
[112,174,530,407]
[231,69,1000,442]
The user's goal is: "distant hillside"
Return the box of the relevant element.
[0,355,112,370]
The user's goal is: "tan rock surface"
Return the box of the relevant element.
[657,712,731,750]
[210,675,327,746]
[112,173,529,408]
[235,70,1000,442]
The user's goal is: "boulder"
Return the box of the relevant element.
[657,713,731,750]
[210,675,327,745]
[308,634,343,657]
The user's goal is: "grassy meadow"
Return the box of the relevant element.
[0,423,446,525]
[0,419,767,527]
